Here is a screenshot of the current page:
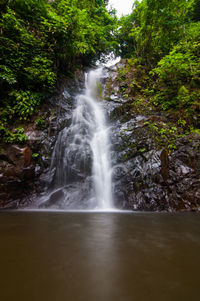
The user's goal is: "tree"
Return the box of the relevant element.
[0,0,117,138]
[191,0,200,21]
[118,0,194,66]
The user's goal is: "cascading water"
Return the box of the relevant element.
[39,68,113,210]
[86,69,113,209]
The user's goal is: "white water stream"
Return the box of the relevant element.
[44,67,113,210]
[84,68,113,209]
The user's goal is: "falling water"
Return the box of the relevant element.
[86,68,113,209]
[44,68,113,210]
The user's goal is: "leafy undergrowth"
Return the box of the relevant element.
[111,0,200,153]
[0,0,117,144]
[106,57,200,152]
[0,90,43,144]
[0,125,28,144]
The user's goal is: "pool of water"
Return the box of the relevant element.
[0,211,199,301]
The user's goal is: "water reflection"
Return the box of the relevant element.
[81,214,119,299]
[0,212,200,301]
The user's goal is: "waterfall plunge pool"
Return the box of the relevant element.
[0,211,200,301]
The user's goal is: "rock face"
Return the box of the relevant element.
[1,65,200,211]
[0,72,85,209]
[110,119,200,211]
[0,145,34,208]
[103,65,200,212]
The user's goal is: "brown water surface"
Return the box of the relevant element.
[0,211,200,301]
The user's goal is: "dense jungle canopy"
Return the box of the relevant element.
[0,0,199,143]
[117,0,200,131]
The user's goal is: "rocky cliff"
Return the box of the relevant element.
[104,63,200,211]
[1,63,200,211]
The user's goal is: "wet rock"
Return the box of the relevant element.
[26,130,43,147]
[0,70,86,208]
[105,65,200,211]
[111,117,200,211]
[0,144,35,208]
[39,189,65,208]
[2,63,200,212]
[160,149,169,183]
[22,147,32,167]
[177,165,193,176]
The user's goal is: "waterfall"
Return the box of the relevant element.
[41,68,113,210]
[85,68,113,209]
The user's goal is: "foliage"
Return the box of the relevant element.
[115,0,200,132]
[0,124,28,144]
[11,91,43,121]
[145,121,181,151]
[190,0,200,21]
[0,91,43,124]
[32,153,40,159]
[152,23,200,125]
[118,0,194,66]
[116,13,136,58]
[35,114,46,129]
[0,0,117,143]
